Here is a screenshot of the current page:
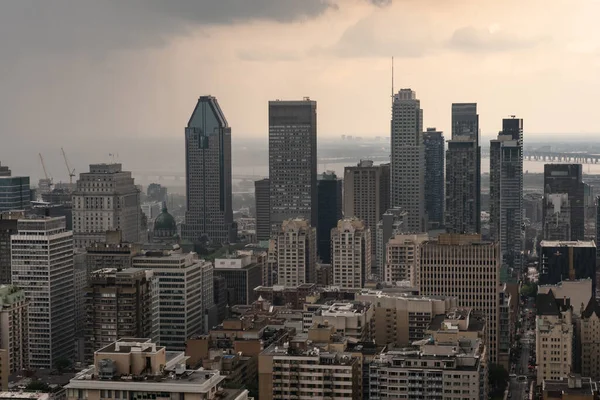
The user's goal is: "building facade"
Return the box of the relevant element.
[268,99,318,229]
[539,241,597,293]
[275,218,316,286]
[423,127,445,228]
[375,208,407,280]
[316,172,342,264]
[544,193,571,241]
[544,164,585,241]
[331,218,372,289]
[213,254,263,306]
[384,233,428,287]
[254,178,270,242]
[581,297,600,380]
[0,285,28,373]
[0,176,30,212]
[0,211,22,285]
[182,96,236,245]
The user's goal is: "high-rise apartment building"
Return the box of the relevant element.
[581,297,600,380]
[539,241,597,292]
[11,216,74,369]
[446,103,481,234]
[85,231,142,272]
[384,233,428,286]
[268,99,317,229]
[331,218,371,289]
[275,218,316,286]
[375,207,407,280]
[182,96,235,245]
[317,172,342,264]
[544,164,585,241]
[213,253,263,306]
[423,127,445,228]
[84,268,155,361]
[254,178,270,242]
[72,163,142,250]
[0,211,22,285]
[0,176,30,212]
[544,194,571,241]
[419,234,500,362]
[490,117,523,270]
[390,89,425,232]
[0,285,28,373]
[132,251,214,351]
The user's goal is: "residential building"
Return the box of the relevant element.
[268,99,318,229]
[182,96,236,245]
[539,279,594,318]
[0,286,27,373]
[132,251,214,350]
[544,194,572,241]
[489,117,523,270]
[446,103,481,234]
[580,297,600,380]
[419,234,500,363]
[317,172,342,264]
[72,163,142,250]
[84,268,155,361]
[498,287,513,370]
[539,241,597,293]
[275,218,316,286]
[73,253,88,339]
[384,233,428,286]
[85,230,141,272]
[0,176,30,213]
[423,127,445,228]
[544,164,585,241]
[213,253,263,306]
[542,375,598,400]
[375,207,407,281]
[11,216,74,369]
[311,302,374,342]
[254,178,270,242]
[331,218,371,289]
[390,89,425,232]
[0,211,22,285]
[316,262,333,286]
[536,290,573,382]
[344,160,390,263]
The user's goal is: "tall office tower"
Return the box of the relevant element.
[11,216,74,369]
[344,161,390,264]
[331,218,371,289]
[0,211,22,284]
[268,99,317,229]
[255,178,271,241]
[581,297,600,380]
[84,268,155,361]
[419,234,500,362]
[384,233,428,286]
[543,193,571,240]
[539,240,597,292]
[423,127,445,228]
[446,103,480,234]
[597,196,600,261]
[0,285,28,373]
[544,164,585,241]
[375,207,407,280]
[213,253,263,306]
[317,172,342,264]
[0,176,30,212]
[132,251,214,350]
[275,218,316,286]
[182,96,235,245]
[490,117,523,270]
[390,89,425,232]
[72,163,142,250]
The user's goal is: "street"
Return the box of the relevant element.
[508,296,535,399]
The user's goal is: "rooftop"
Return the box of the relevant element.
[540,240,596,248]
[0,393,50,400]
[543,375,597,396]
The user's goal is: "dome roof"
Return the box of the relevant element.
[154,204,176,232]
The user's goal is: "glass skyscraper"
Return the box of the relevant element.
[0,176,30,212]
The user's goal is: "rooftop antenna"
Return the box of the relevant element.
[391,56,394,108]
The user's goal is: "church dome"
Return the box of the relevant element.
[154,204,176,232]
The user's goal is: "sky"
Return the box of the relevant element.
[2,0,600,179]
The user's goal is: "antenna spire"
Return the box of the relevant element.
[391,56,394,102]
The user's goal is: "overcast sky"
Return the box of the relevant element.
[2,0,600,178]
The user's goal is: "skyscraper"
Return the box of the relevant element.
[376,207,407,280]
[544,164,585,241]
[268,99,317,229]
[331,218,371,289]
[539,240,596,292]
[275,218,316,286]
[182,96,235,245]
[11,216,74,369]
[0,176,30,212]
[317,172,342,264]
[446,103,481,234]
[490,117,523,270]
[390,89,425,232]
[72,163,142,250]
[0,285,28,374]
[0,211,22,285]
[255,178,271,242]
[423,128,445,228]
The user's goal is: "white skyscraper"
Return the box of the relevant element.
[390,89,425,232]
[11,216,74,369]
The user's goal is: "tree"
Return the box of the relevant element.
[54,357,71,372]
[25,381,50,392]
[489,363,509,397]
[521,282,538,298]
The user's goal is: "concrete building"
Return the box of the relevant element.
[344,160,389,263]
[0,164,9,177]
[275,218,316,286]
[490,117,523,270]
[390,89,425,232]
[331,218,371,289]
[423,127,445,229]
[446,103,481,235]
[182,96,236,245]
[542,375,598,400]
[384,233,428,287]
[11,216,74,369]
[73,253,88,341]
[580,297,600,380]
[268,99,318,229]
[539,241,597,293]
[536,290,573,382]
[316,172,342,264]
[72,163,142,250]
[544,164,585,241]
[0,211,22,285]
[254,178,270,242]
[498,287,513,370]
[213,253,263,306]
[141,201,161,221]
[544,194,572,241]
[0,176,30,212]
[0,286,27,373]
[375,207,407,281]
[311,302,374,342]
[84,268,155,361]
[419,234,500,363]
[132,251,214,351]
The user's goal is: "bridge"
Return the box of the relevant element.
[132,172,264,181]
[481,149,600,164]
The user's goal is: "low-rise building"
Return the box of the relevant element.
[542,374,598,399]
[311,302,374,342]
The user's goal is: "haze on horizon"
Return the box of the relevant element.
[2,0,600,179]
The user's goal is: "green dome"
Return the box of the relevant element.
[154,204,176,232]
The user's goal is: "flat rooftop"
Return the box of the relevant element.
[540,240,596,248]
[543,377,597,396]
[0,394,50,400]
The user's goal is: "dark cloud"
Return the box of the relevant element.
[447,26,542,52]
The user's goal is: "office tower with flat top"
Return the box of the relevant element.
[317,172,342,264]
[255,178,271,242]
[544,164,585,241]
[423,128,445,228]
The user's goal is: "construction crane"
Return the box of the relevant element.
[38,153,53,193]
[61,147,76,186]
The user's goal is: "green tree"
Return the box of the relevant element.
[489,363,509,397]
[54,357,71,372]
[25,381,50,392]
[521,282,538,298]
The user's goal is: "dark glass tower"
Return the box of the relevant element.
[543,164,584,241]
[255,178,271,241]
[317,172,342,264]
[539,240,596,292]
[182,96,235,244]
[423,128,445,228]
